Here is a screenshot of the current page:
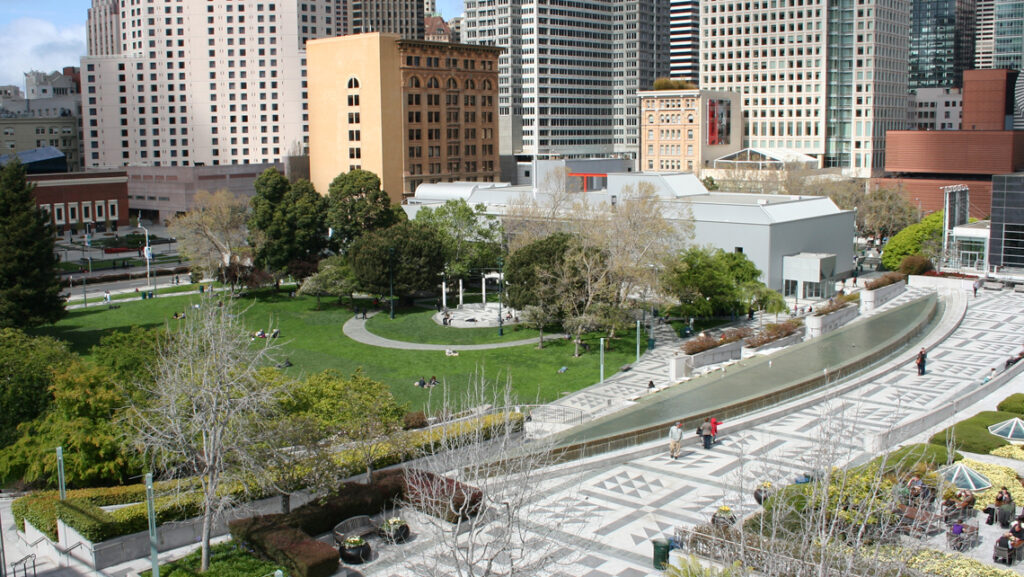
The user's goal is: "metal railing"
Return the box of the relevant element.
[9,554,36,577]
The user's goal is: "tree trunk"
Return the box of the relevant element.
[536,326,544,349]
[315,294,321,310]
[200,504,214,572]
[365,461,374,485]
[280,493,291,514]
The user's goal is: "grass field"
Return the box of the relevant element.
[32,290,645,411]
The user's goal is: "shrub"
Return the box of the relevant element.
[864,272,905,291]
[871,443,961,474]
[405,469,484,523]
[248,525,338,577]
[745,319,802,348]
[899,254,933,275]
[682,328,750,355]
[403,411,428,430]
[997,393,1024,414]
[928,411,1017,454]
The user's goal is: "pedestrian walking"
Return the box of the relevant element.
[916,347,927,375]
[973,279,982,297]
[710,417,721,444]
[648,380,656,390]
[700,418,714,450]
[668,422,683,459]
[104,290,111,303]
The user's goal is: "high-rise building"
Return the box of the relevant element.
[424,0,437,15]
[307,33,501,202]
[669,0,699,84]
[80,0,426,170]
[463,0,669,174]
[700,0,910,177]
[993,0,1024,70]
[975,0,995,68]
[909,0,975,89]
[348,0,424,38]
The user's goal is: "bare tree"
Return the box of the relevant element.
[398,376,588,577]
[122,296,284,572]
[168,189,252,287]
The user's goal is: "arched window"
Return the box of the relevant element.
[408,76,421,88]
[688,115,694,123]
[447,77,458,89]
[482,79,492,91]
[465,79,476,90]
[347,77,359,89]
[427,77,440,88]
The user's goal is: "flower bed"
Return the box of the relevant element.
[813,293,860,316]
[682,328,751,355]
[864,272,906,291]
[921,270,979,279]
[744,320,803,349]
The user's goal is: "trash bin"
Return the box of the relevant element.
[199,285,205,294]
[648,337,656,350]
[652,538,670,569]
[149,291,155,299]
[141,291,148,300]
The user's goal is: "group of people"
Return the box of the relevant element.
[414,376,439,388]
[915,347,927,375]
[667,417,720,458]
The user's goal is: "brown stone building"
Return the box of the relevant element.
[307,33,501,202]
[29,171,129,235]
[878,70,1024,218]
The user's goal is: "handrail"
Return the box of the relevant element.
[10,553,36,577]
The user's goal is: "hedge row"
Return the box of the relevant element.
[13,412,521,543]
[928,411,1017,454]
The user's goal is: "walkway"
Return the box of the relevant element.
[364,287,1024,576]
[341,311,552,351]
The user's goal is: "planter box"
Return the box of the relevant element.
[26,492,314,570]
[743,327,806,353]
[908,275,975,292]
[669,339,744,380]
[859,279,906,313]
[805,304,858,339]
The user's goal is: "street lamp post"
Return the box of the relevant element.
[497,258,504,336]
[140,221,152,290]
[388,246,395,319]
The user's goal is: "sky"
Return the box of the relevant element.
[0,0,465,88]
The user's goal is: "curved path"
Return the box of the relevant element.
[342,312,557,351]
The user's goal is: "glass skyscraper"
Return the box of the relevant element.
[909,0,976,89]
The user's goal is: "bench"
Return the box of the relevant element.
[1014,284,1024,293]
[984,281,1005,291]
[333,515,377,547]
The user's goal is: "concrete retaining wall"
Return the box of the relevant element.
[669,339,744,379]
[908,275,975,292]
[25,492,315,570]
[805,304,859,339]
[860,280,906,313]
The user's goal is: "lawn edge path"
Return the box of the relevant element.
[343,312,562,350]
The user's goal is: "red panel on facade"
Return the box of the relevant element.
[884,131,1024,175]
[872,177,993,219]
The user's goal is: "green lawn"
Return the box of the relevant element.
[365,305,536,345]
[33,290,646,411]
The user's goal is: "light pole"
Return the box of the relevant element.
[388,246,395,319]
[140,220,152,289]
[497,257,504,336]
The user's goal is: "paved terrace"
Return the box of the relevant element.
[359,287,1024,576]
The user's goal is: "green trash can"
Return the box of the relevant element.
[199,285,205,294]
[648,337,656,350]
[652,538,670,569]
[141,291,147,300]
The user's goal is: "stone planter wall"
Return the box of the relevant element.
[743,327,806,354]
[859,280,906,313]
[669,339,744,380]
[805,304,858,339]
[907,275,975,292]
[25,492,315,569]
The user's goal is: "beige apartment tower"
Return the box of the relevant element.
[638,89,742,175]
[307,33,501,203]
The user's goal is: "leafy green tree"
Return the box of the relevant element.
[414,198,502,280]
[249,169,328,282]
[0,328,72,448]
[349,221,445,298]
[326,169,400,252]
[297,255,358,308]
[0,159,64,328]
[701,176,720,191]
[505,232,573,311]
[881,211,944,270]
[91,326,164,387]
[0,361,140,487]
[168,189,251,289]
[288,370,405,482]
[827,182,917,240]
[662,246,742,318]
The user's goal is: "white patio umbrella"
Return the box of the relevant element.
[937,462,992,491]
[988,417,1024,444]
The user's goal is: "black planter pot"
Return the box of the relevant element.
[711,513,736,527]
[379,523,411,544]
[754,488,772,505]
[339,543,372,564]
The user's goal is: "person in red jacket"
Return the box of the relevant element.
[710,417,721,444]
